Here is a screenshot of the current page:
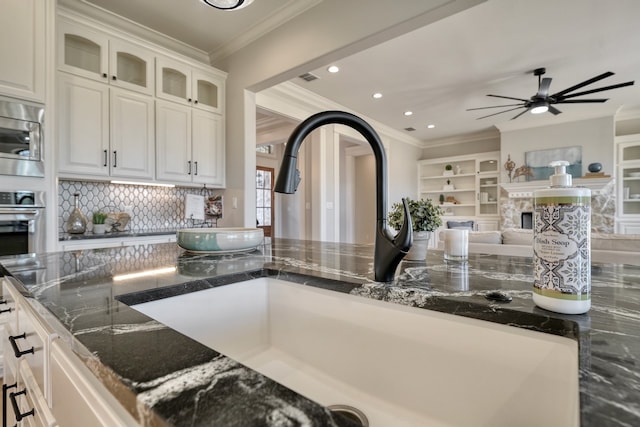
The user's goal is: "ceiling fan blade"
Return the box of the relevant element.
[466,103,524,111]
[487,94,529,102]
[548,105,562,115]
[556,98,608,103]
[476,106,526,120]
[558,81,635,100]
[551,71,614,98]
[537,77,552,97]
[510,109,530,120]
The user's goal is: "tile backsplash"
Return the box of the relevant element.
[58,180,224,234]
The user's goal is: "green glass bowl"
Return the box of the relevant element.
[177,228,264,253]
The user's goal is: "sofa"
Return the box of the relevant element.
[437,228,640,264]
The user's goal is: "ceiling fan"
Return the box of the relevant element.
[467,68,635,120]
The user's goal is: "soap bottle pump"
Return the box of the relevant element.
[533,160,591,314]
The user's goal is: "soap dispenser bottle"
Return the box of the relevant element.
[533,161,591,314]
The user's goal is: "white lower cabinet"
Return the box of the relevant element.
[2,277,55,427]
[50,341,138,427]
[1,278,137,427]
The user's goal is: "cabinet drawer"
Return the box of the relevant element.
[11,359,58,427]
[1,279,20,326]
[14,299,52,397]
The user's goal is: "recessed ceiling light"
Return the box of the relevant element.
[327,65,339,73]
[404,111,413,116]
[372,93,383,99]
[427,124,435,129]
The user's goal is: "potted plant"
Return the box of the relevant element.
[443,164,454,176]
[92,211,108,234]
[388,197,443,261]
[439,194,445,205]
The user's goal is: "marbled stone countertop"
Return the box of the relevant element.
[0,239,639,427]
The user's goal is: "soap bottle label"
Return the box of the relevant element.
[533,197,590,300]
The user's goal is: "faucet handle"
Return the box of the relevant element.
[394,198,413,252]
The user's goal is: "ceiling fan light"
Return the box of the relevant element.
[201,0,254,10]
[530,100,549,114]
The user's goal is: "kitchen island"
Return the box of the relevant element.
[0,238,639,426]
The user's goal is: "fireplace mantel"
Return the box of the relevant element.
[500,177,613,198]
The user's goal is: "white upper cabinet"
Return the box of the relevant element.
[156,100,225,187]
[58,19,154,95]
[58,73,154,179]
[0,0,46,101]
[156,56,225,114]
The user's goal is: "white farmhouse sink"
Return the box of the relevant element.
[131,278,579,427]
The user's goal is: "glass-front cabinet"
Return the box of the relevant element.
[57,18,154,95]
[156,56,225,114]
[616,135,640,233]
[418,151,500,230]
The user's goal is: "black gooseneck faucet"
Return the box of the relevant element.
[274,110,413,282]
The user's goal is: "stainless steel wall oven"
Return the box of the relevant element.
[0,191,45,256]
[0,96,44,177]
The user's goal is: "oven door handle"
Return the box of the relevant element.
[0,209,39,215]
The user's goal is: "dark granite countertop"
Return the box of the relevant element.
[1,239,639,426]
[59,228,179,241]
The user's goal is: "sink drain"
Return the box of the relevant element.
[327,404,369,427]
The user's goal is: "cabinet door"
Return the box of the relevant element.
[109,88,155,179]
[109,38,154,95]
[155,57,191,106]
[57,19,110,84]
[191,70,223,114]
[57,74,109,177]
[0,0,45,102]
[156,100,192,183]
[50,341,138,426]
[192,110,224,186]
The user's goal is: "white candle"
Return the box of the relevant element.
[444,229,469,261]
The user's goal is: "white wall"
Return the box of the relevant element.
[500,116,615,183]
[354,155,376,244]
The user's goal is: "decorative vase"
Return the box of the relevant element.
[588,162,602,173]
[405,231,431,261]
[66,193,87,234]
[93,224,106,234]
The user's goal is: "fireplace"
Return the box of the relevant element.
[499,179,616,233]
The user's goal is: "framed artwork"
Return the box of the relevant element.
[525,146,582,181]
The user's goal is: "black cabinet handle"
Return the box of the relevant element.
[194,161,198,176]
[9,389,34,422]
[0,299,7,304]
[103,149,108,167]
[0,307,11,314]
[188,98,192,103]
[102,72,107,78]
[112,75,117,81]
[113,150,117,168]
[3,382,17,427]
[194,100,198,104]
[8,333,34,358]
[187,161,192,175]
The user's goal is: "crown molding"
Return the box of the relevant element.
[422,128,500,148]
[209,0,322,63]
[59,0,210,64]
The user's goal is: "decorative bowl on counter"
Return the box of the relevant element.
[177,228,264,253]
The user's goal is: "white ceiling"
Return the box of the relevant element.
[81,0,640,145]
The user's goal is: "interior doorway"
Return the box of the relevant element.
[256,166,274,237]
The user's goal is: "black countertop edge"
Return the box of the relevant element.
[59,229,179,241]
